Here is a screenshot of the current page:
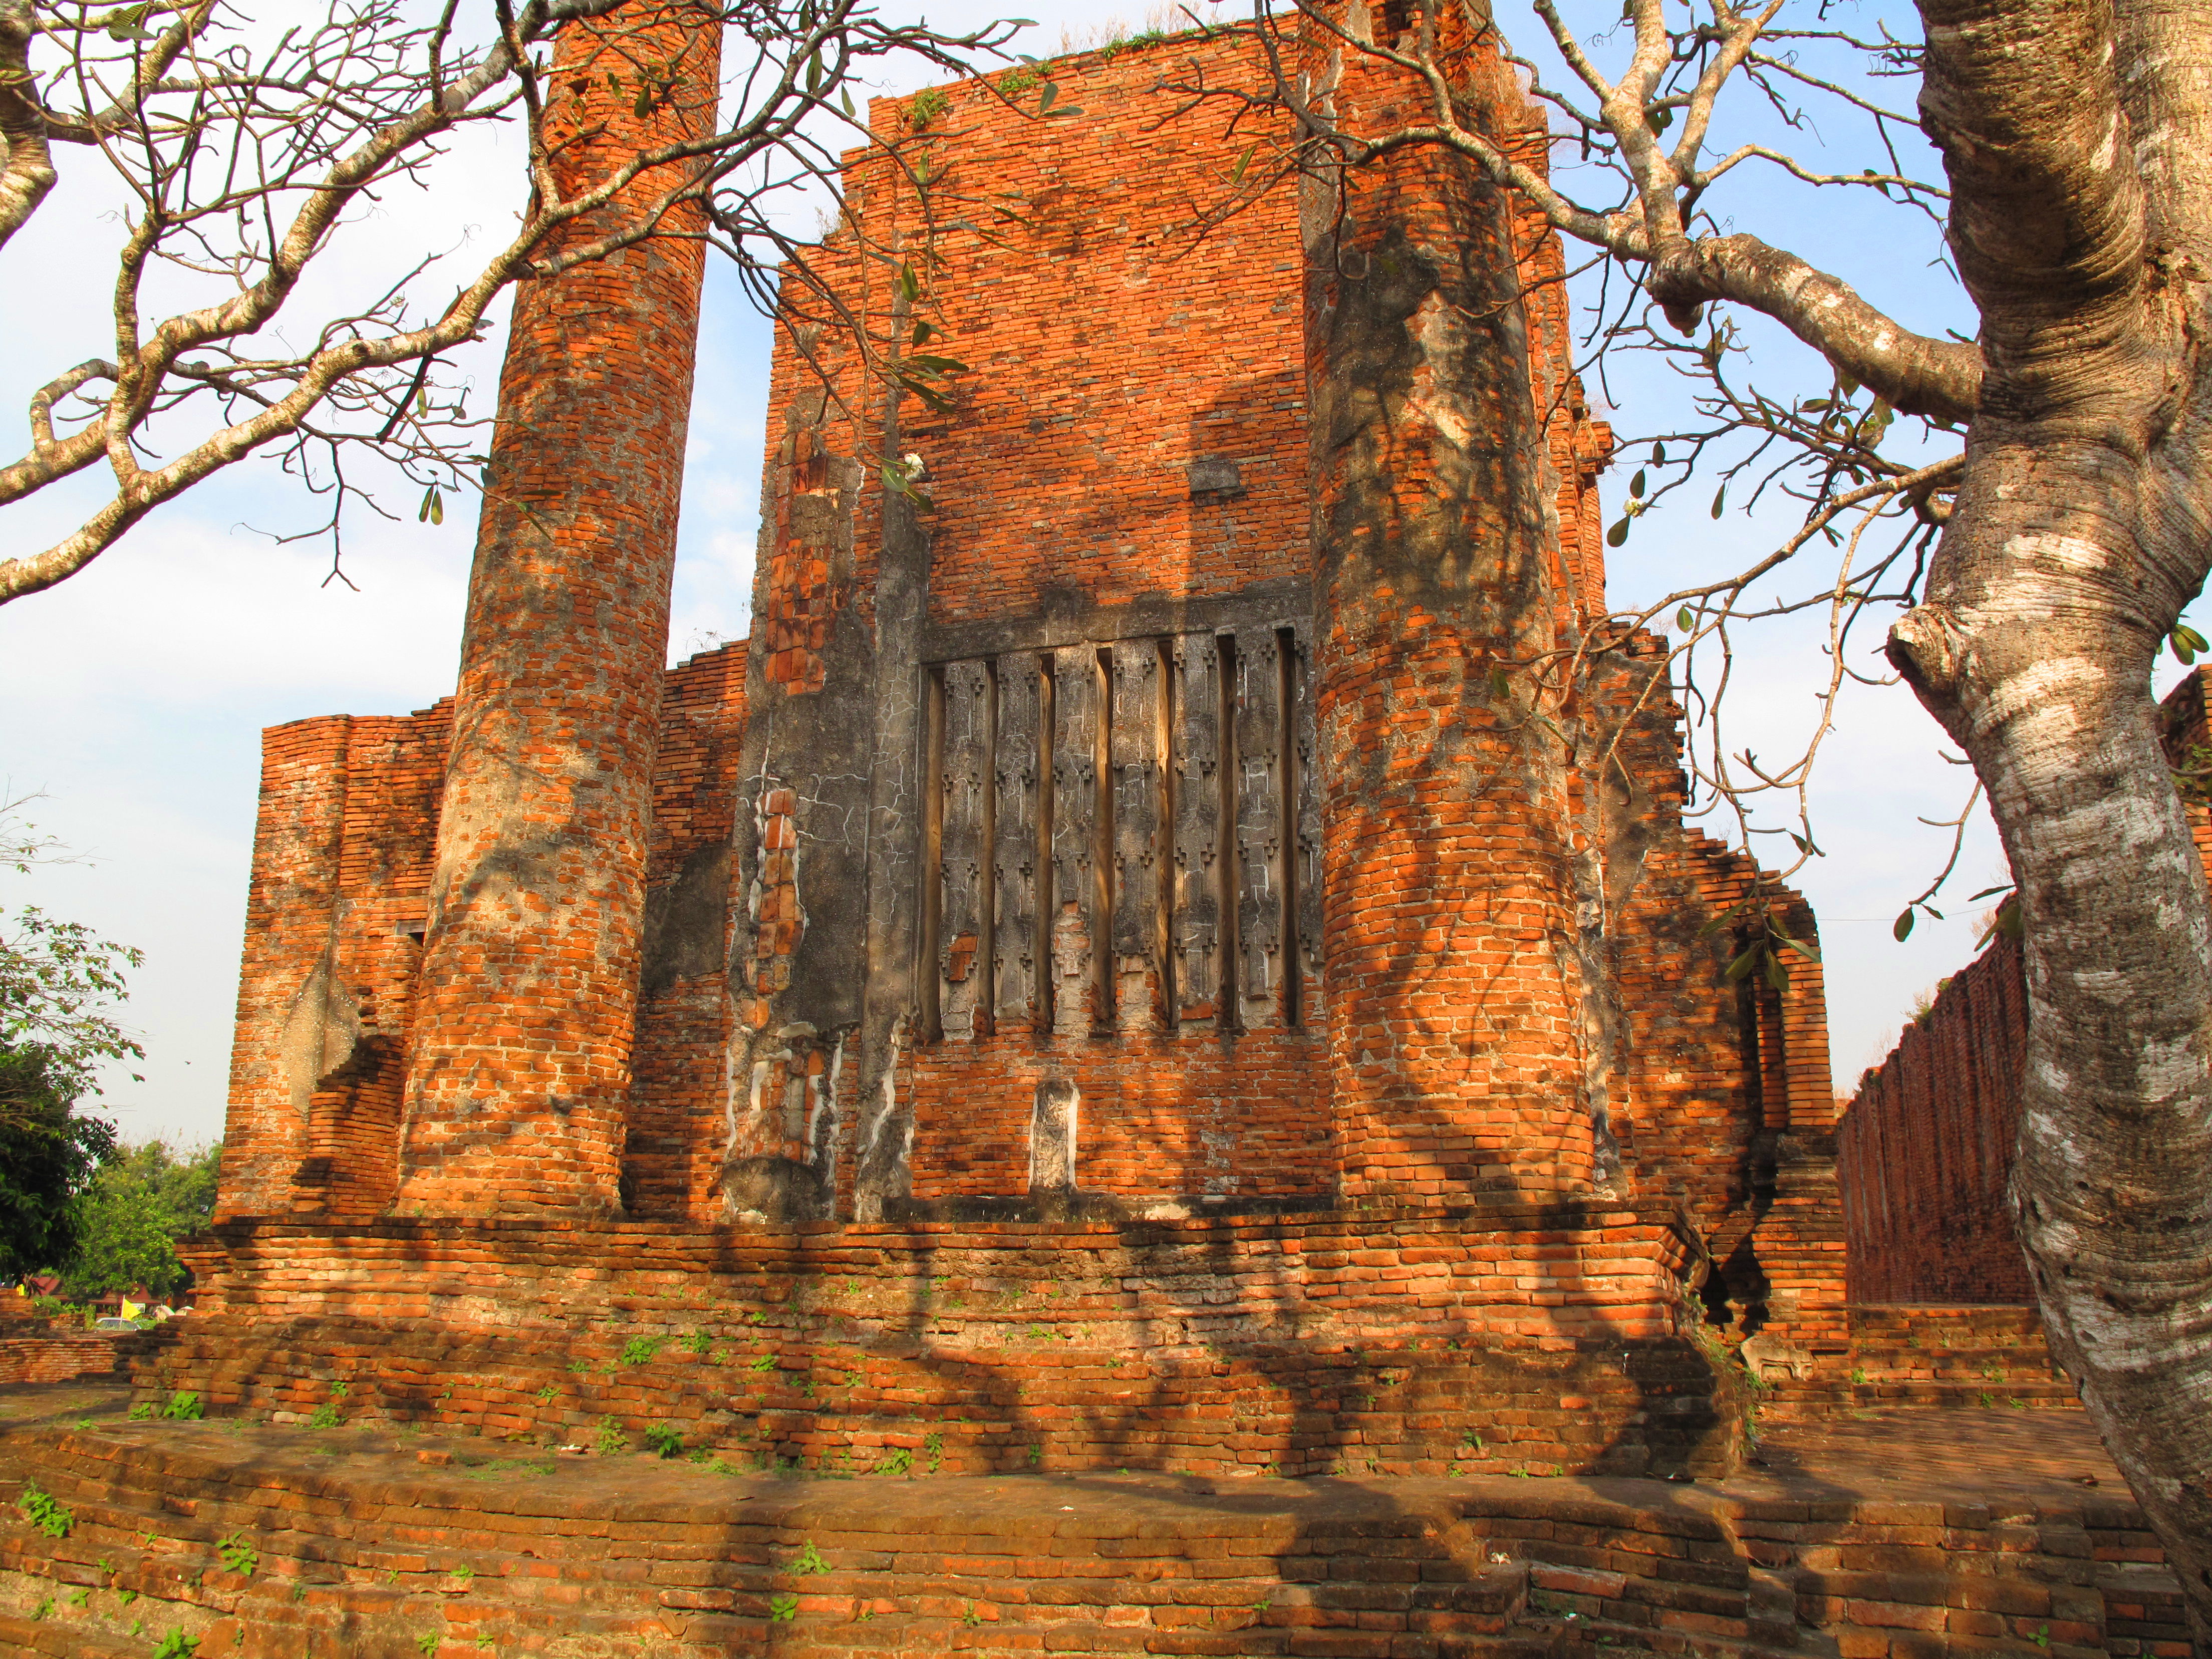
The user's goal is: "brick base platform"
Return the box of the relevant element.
[0,1382,2185,1658]
[1754,1307,2078,1423]
[149,1207,1747,1481]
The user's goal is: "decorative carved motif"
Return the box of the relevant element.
[1050,646,1104,1035]
[993,654,1042,1031]
[919,631,1310,1042]
[1233,629,1287,1029]
[939,660,992,1041]
[1172,633,1224,1030]
[1110,641,1166,1033]
[1292,627,1323,993]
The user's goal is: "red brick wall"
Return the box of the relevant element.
[217,706,450,1222]
[1839,667,2212,1304]
[218,716,351,1221]
[1591,633,1843,1342]
[218,23,1843,1339]
[0,1325,135,1385]
[625,642,749,1218]
[1840,936,2033,1305]
[220,649,748,1227]
[396,1,722,1216]
[865,55,1313,628]
[1307,10,1601,1202]
[907,1032,1328,1202]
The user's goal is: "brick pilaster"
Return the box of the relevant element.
[1305,8,1592,1201]
[397,2,721,1215]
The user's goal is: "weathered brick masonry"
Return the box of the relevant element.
[192,14,1857,1474]
[397,1,723,1217]
[1837,667,2212,1308]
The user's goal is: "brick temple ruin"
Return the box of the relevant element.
[154,11,1869,1481]
[15,13,2200,1659]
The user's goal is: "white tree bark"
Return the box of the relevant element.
[1889,0,2212,1640]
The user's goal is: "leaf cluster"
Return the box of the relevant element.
[58,1136,220,1301]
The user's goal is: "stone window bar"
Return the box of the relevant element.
[921,627,1316,1042]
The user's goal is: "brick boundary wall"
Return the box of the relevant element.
[0,1328,136,1387]
[1837,666,2212,1306]
[1838,938,2032,1305]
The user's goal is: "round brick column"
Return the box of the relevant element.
[396,3,721,1216]
[1306,14,1593,1202]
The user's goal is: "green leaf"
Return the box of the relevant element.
[1696,893,1758,938]
[1231,140,1259,184]
[1047,106,1084,119]
[1967,884,2014,901]
[1787,832,1823,857]
[1763,949,1790,993]
[909,319,938,347]
[1629,469,1647,498]
[1676,606,1695,632]
[1837,371,1860,399]
[904,354,968,373]
[1802,398,1830,412]
[105,5,154,42]
[1710,485,1727,519]
[1606,517,1630,548]
[634,87,653,118]
[1724,943,1761,983]
[1037,81,1058,112]
[806,52,822,94]
[428,487,444,526]
[896,262,920,303]
[841,88,856,117]
[1997,895,2023,940]
[418,486,436,524]
[1775,931,1820,963]
[1892,908,1915,942]
[1489,666,1511,701]
[1650,107,1673,135]
[2172,624,2208,665]
[1652,441,1666,464]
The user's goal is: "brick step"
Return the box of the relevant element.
[0,1611,151,1657]
[1835,1341,2057,1363]
[13,1446,1547,1644]
[1761,1378,2079,1408]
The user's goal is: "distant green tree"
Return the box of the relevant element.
[62,1141,222,1304]
[2,791,145,1100]
[0,1042,116,1282]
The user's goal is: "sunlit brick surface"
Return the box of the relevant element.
[396,3,722,1215]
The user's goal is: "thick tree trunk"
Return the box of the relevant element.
[1892,432,2212,1649]
[1887,2,2212,1641]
